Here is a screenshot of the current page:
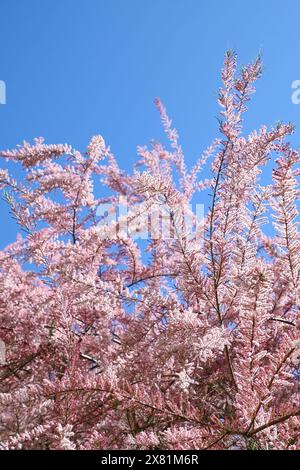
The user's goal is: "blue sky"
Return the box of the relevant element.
[0,0,300,247]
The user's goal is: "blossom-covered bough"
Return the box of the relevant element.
[0,51,300,450]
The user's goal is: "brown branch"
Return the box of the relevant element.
[249,407,300,437]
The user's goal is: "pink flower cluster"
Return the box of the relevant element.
[0,52,300,450]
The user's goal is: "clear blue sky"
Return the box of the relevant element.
[1,0,300,247]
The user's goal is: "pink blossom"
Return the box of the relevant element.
[0,52,300,450]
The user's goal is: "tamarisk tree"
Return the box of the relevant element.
[0,52,300,450]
